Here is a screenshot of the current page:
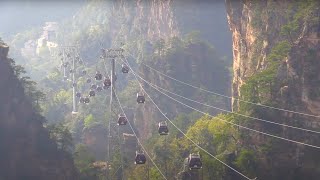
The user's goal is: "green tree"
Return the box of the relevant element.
[184,30,201,43]
[153,38,166,56]
[234,149,258,177]
[74,144,103,180]
[47,123,74,152]
[84,114,96,129]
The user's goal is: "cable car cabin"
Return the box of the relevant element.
[91,84,97,90]
[104,78,111,87]
[89,90,96,97]
[135,151,146,164]
[84,97,90,104]
[137,93,145,103]
[96,86,103,92]
[82,70,87,76]
[95,71,103,81]
[188,153,202,170]
[79,97,85,104]
[76,92,81,98]
[158,122,169,135]
[121,64,129,73]
[87,78,91,84]
[117,114,127,125]
[72,82,77,88]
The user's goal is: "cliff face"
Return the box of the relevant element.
[226,0,320,113]
[137,41,230,139]
[107,0,179,43]
[0,43,78,180]
[135,0,179,41]
[226,0,320,179]
[112,0,232,140]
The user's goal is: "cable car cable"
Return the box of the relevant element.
[134,71,320,150]
[125,52,320,119]
[113,89,168,180]
[103,60,165,179]
[122,57,255,180]
[134,72,320,135]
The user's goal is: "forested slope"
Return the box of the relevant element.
[0,41,78,179]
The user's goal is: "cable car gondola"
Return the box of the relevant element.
[82,70,87,76]
[79,97,85,104]
[117,114,127,125]
[89,90,96,97]
[137,92,145,103]
[104,77,111,87]
[84,97,90,104]
[188,153,202,170]
[135,151,146,164]
[95,71,103,81]
[121,64,129,73]
[158,121,169,135]
[91,84,97,90]
[76,92,81,98]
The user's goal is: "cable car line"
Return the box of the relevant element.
[113,60,170,136]
[119,55,320,149]
[113,88,168,180]
[129,55,320,119]
[134,71,320,150]
[134,73,320,135]
[122,57,255,180]
[102,58,125,180]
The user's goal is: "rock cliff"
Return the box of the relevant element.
[226,0,320,179]
[0,42,78,180]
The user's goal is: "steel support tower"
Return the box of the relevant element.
[57,45,79,115]
[102,46,125,180]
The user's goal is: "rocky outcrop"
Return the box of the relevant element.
[107,0,179,44]
[226,0,320,179]
[226,0,320,113]
[0,42,78,180]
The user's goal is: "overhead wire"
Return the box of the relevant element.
[120,54,320,149]
[113,85,168,180]
[132,55,320,119]
[132,69,320,149]
[121,56,256,180]
[102,41,166,179]
[121,51,320,149]
[134,72,320,135]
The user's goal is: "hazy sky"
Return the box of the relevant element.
[0,0,85,38]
